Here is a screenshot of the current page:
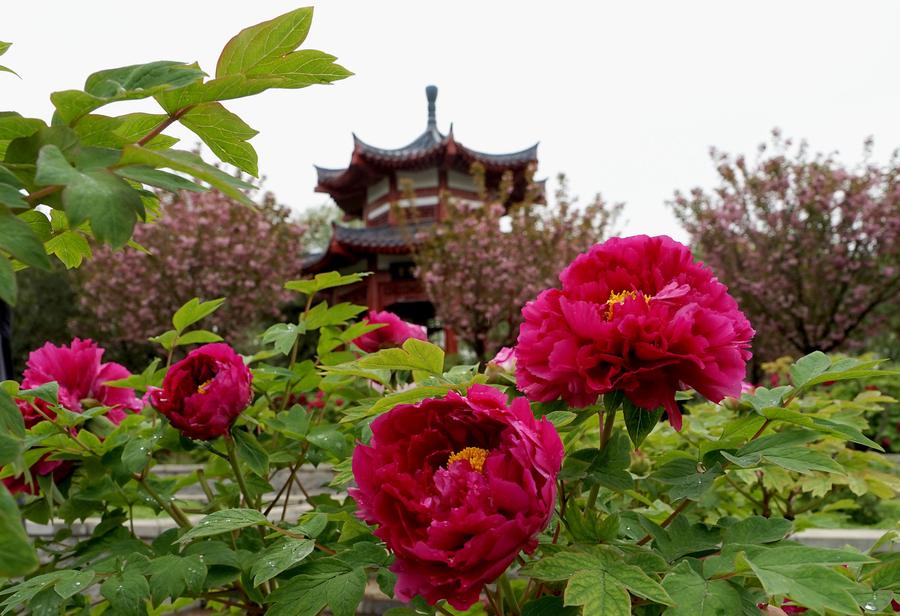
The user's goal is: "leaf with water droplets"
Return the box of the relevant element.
[250,538,315,586]
[176,508,268,544]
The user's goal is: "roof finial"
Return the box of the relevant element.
[426,85,438,130]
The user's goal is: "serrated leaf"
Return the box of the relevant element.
[565,569,631,616]
[662,561,743,616]
[99,572,150,616]
[147,554,207,606]
[722,516,792,545]
[652,459,722,500]
[266,561,366,616]
[180,102,258,176]
[176,508,268,543]
[250,538,315,586]
[53,570,95,599]
[357,338,444,375]
[262,322,303,355]
[172,297,225,332]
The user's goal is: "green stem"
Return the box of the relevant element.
[279,294,315,412]
[600,406,617,448]
[499,573,519,614]
[135,475,191,528]
[224,433,257,508]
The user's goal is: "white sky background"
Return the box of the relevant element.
[5,1,900,241]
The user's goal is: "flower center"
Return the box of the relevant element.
[605,289,651,319]
[197,379,214,394]
[447,447,489,473]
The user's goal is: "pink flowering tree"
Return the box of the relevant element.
[672,131,900,364]
[413,171,622,361]
[76,189,305,356]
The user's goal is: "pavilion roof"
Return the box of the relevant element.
[314,86,538,215]
[302,222,433,273]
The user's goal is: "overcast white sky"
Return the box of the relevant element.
[6,1,900,240]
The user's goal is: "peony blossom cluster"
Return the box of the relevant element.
[515,235,754,430]
[351,384,563,609]
[352,310,427,353]
[3,339,142,494]
[150,343,252,440]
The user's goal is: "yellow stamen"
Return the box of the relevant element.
[197,379,214,394]
[447,447,489,473]
[605,289,651,319]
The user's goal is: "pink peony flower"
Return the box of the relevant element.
[488,347,517,372]
[352,310,427,353]
[350,384,563,609]
[516,235,754,430]
[3,338,141,494]
[150,343,252,440]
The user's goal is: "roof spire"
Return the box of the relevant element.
[426,85,438,131]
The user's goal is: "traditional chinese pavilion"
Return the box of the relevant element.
[304,86,538,352]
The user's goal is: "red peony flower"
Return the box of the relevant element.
[516,235,754,430]
[353,310,427,353]
[150,343,252,440]
[350,384,563,609]
[3,338,141,494]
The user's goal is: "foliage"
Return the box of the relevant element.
[2,264,899,615]
[671,131,900,365]
[74,188,305,357]
[0,7,350,307]
[412,170,622,360]
[296,202,347,254]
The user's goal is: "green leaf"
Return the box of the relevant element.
[147,555,207,606]
[172,297,225,332]
[0,210,51,269]
[306,426,348,459]
[0,256,16,305]
[217,7,313,77]
[0,113,44,141]
[262,322,303,355]
[0,484,39,577]
[662,561,743,616]
[362,385,452,419]
[115,165,204,193]
[177,508,268,543]
[53,570,96,599]
[639,515,721,562]
[722,516,792,545]
[652,459,722,500]
[284,271,370,296]
[0,184,28,210]
[176,329,224,345]
[0,41,9,57]
[51,61,205,124]
[232,429,269,477]
[45,230,91,269]
[180,102,259,176]
[741,386,793,412]
[250,538,315,586]
[521,596,580,616]
[560,431,633,492]
[740,544,869,614]
[266,560,367,616]
[0,389,26,439]
[524,545,672,607]
[121,436,159,474]
[357,338,444,375]
[789,351,831,387]
[565,569,631,616]
[34,143,81,185]
[623,398,663,448]
[62,170,142,247]
[99,572,150,616]
[118,146,255,204]
[303,301,367,330]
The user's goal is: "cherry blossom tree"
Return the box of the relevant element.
[76,189,305,357]
[671,131,900,364]
[412,168,621,361]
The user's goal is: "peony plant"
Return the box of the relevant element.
[0,237,898,616]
